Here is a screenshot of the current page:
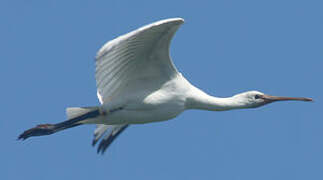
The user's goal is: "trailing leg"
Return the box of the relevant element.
[18,107,101,140]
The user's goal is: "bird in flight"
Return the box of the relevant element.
[18,18,312,154]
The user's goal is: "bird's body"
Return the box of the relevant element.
[95,73,188,125]
[19,18,312,154]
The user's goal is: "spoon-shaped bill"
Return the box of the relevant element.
[260,95,313,102]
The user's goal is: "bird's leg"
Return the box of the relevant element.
[18,109,100,140]
[18,121,81,140]
[18,124,60,140]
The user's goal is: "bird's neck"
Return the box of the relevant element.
[186,88,244,111]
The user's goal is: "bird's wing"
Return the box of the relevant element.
[92,18,184,153]
[95,18,184,103]
[92,124,129,154]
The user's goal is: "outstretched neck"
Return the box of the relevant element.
[186,90,244,111]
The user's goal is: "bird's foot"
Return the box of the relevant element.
[18,124,56,140]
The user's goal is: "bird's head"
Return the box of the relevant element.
[233,90,313,109]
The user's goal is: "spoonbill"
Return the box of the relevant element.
[18,18,312,154]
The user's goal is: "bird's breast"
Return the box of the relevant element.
[100,75,192,124]
[102,89,186,124]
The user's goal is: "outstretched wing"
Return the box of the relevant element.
[95,18,184,103]
[92,18,184,153]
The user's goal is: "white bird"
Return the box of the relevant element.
[19,18,312,154]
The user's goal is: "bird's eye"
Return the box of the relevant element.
[255,95,260,99]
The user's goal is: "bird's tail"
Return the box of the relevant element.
[65,107,100,120]
[18,106,102,140]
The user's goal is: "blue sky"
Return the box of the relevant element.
[1,0,322,179]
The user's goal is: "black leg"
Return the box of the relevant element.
[18,109,100,140]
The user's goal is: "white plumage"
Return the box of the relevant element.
[19,18,312,154]
[92,18,186,152]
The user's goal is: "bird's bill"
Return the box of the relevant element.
[260,94,313,102]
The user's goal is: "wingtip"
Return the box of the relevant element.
[96,17,185,60]
[92,139,98,147]
[96,144,107,155]
[154,17,184,26]
[167,17,184,22]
